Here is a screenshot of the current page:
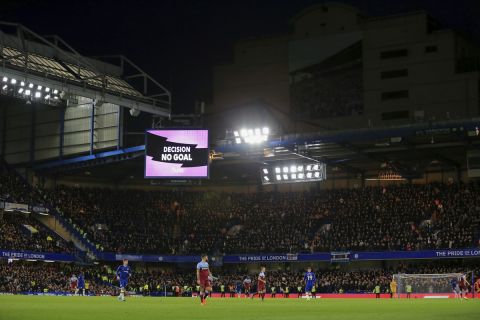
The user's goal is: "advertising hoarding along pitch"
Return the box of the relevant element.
[145,129,209,178]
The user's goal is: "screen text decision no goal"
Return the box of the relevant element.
[162,146,193,161]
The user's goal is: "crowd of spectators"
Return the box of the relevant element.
[1,260,478,295]
[0,212,74,254]
[41,182,480,255]
[0,166,75,254]
[2,160,480,256]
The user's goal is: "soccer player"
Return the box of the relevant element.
[76,272,85,296]
[389,278,397,299]
[228,283,235,298]
[69,274,78,295]
[116,259,131,302]
[451,277,460,299]
[251,267,266,301]
[243,276,252,298]
[459,274,470,300]
[474,278,480,298]
[304,267,316,300]
[196,254,213,305]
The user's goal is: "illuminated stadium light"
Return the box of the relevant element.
[233,127,269,144]
[1,75,64,105]
[261,161,326,185]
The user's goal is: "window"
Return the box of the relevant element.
[381,110,409,120]
[380,49,408,59]
[381,90,409,100]
[425,45,438,53]
[381,69,408,79]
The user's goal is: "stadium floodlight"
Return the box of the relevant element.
[261,161,327,185]
[10,78,17,85]
[25,89,31,96]
[34,92,41,98]
[28,83,34,88]
[1,85,7,91]
[235,138,242,144]
[233,126,270,144]
[53,89,59,94]
[20,81,25,86]
[18,88,24,94]
[37,85,42,90]
[2,76,7,82]
[45,87,50,92]
[45,94,50,99]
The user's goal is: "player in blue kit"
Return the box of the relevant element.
[75,272,85,296]
[116,259,131,301]
[304,267,316,300]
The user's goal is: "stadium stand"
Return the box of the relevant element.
[37,182,480,255]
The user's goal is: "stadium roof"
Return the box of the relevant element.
[0,22,171,116]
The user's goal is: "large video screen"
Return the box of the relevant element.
[145,129,209,178]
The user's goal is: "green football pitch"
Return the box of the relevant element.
[0,296,479,320]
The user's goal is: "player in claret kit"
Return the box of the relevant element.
[304,267,316,300]
[116,259,131,302]
[69,274,78,295]
[243,276,252,298]
[251,267,266,301]
[196,254,213,306]
[459,274,470,300]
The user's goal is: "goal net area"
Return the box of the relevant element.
[393,273,473,297]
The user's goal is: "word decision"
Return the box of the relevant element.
[161,146,193,161]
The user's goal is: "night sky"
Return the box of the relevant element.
[1,0,479,115]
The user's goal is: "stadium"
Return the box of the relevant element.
[1,1,480,319]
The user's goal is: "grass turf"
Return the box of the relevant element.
[0,296,479,320]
